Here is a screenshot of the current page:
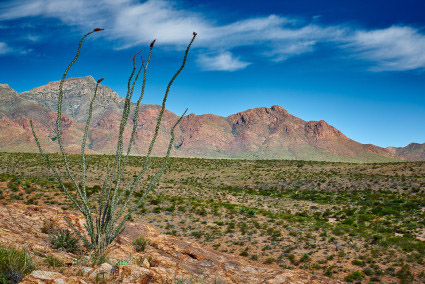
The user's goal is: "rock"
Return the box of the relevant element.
[81,267,92,276]
[111,265,152,283]
[0,204,340,284]
[22,271,87,283]
[88,263,113,279]
[141,258,150,269]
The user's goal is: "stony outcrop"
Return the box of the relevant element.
[23,271,87,283]
[0,203,340,283]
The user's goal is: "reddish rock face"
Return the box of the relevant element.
[305,120,346,140]
[0,77,409,161]
[387,142,425,161]
[1,203,340,284]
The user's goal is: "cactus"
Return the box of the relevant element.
[30,28,197,255]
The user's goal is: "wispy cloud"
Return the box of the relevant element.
[1,0,425,72]
[0,0,106,26]
[0,42,11,55]
[26,34,41,42]
[346,26,425,71]
[197,52,250,71]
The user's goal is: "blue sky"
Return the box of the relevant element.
[0,0,424,147]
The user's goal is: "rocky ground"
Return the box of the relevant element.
[1,153,424,283]
[0,203,338,283]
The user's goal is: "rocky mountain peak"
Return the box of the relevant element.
[26,76,97,93]
[305,120,346,140]
[0,77,411,161]
[229,105,292,126]
[270,104,290,116]
[20,76,124,123]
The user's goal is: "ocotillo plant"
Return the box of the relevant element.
[30,28,197,255]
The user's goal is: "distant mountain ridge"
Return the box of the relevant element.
[0,76,422,162]
[387,143,425,161]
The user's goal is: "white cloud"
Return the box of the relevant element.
[1,0,425,71]
[0,0,106,26]
[26,34,41,42]
[266,40,317,62]
[346,26,425,71]
[20,48,33,55]
[0,0,341,67]
[197,52,250,71]
[0,42,11,54]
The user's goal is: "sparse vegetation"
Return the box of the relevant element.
[132,236,149,252]
[0,153,424,282]
[43,255,64,268]
[49,229,80,253]
[0,245,36,283]
[41,217,56,234]
[344,271,364,282]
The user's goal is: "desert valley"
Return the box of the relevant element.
[1,1,425,283]
[0,77,424,283]
[1,78,424,162]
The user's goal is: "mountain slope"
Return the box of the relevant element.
[388,143,425,161]
[0,77,409,162]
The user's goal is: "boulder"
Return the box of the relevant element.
[22,270,86,284]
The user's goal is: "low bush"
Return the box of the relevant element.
[49,229,79,253]
[0,245,36,283]
[133,236,149,252]
[344,271,364,282]
[41,218,56,234]
[239,250,249,257]
[43,255,64,268]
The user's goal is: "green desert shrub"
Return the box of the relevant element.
[344,271,364,282]
[300,253,310,262]
[133,236,149,252]
[0,245,36,283]
[351,259,365,267]
[396,264,414,283]
[49,229,79,253]
[324,268,332,277]
[43,255,64,268]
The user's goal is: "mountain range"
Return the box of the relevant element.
[0,76,423,162]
